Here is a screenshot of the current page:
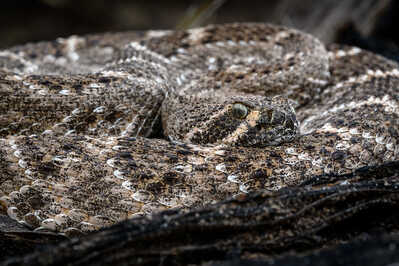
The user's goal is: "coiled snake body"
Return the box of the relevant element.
[0,23,398,235]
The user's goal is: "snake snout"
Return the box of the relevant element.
[258,109,297,130]
[248,108,298,146]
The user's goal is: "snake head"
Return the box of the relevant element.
[162,94,299,147]
[220,95,299,147]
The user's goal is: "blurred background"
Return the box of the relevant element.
[1,0,398,61]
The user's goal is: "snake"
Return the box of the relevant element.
[0,23,398,236]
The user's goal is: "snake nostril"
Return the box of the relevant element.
[271,111,285,125]
[285,117,296,130]
[266,109,273,121]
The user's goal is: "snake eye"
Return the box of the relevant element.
[232,103,248,119]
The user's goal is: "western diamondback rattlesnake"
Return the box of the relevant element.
[0,23,398,235]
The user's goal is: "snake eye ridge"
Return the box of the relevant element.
[232,103,248,119]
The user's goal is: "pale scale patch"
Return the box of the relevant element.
[170,56,179,62]
[227,40,237,46]
[145,30,172,38]
[72,108,82,115]
[207,57,217,71]
[99,70,129,78]
[285,147,298,155]
[187,27,207,42]
[331,47,362,58]
[225,64,251,74]
[113,170,125,180]
[93,106,106,113]
[146,30,173,38]
[273,30,290,42]
[65,130,76,136]
[58,35,85,61]
[239,182,250,193]
[59,89,71,95]
[227,174,240,183]
[284,52,295,60]
[307,77,328,85]
[121,181,134,191]
[132,190,153,203]
[215,41,226,47]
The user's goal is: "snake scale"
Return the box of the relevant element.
[0,23,398,236]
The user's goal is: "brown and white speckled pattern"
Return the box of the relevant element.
[0,23,398,235]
